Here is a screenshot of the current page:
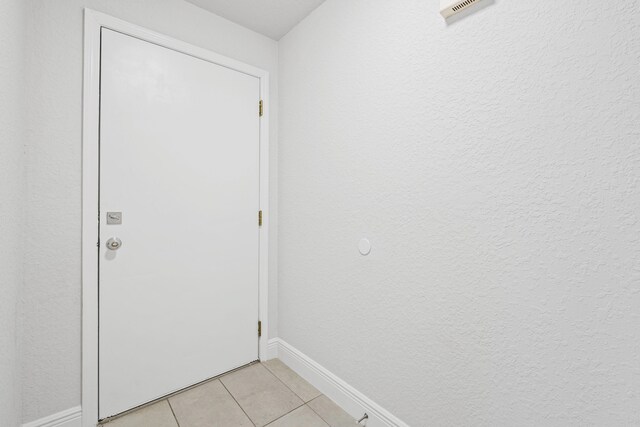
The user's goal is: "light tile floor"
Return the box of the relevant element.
[100,359,358,427]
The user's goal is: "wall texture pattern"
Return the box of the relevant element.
[22,0,278,423]
[278,1,640,425]
[0,0,26,424]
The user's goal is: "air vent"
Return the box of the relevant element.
[440,0,480,18]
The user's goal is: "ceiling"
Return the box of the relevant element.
[185,0,326,40]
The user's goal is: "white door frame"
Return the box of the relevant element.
[82,9,270,427]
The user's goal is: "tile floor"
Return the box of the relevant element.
[100,359,358,427]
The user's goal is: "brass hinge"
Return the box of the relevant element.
[258,321,262,337]
[259,100,264,117]
[258,210,263,227]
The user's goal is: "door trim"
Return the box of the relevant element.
[82,9,270,427]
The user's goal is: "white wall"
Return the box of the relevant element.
[0,0,26,425]
[22,0,278,423]
[278,1,640,425]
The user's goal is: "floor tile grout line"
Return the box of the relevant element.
[219,377,257,427]
[166,398,181,427]
[268,361,355,424]
[110,361,328,427]
[308,395,359,426]
[99,361,260,424]
[262,362,304,400]
[222,362,306,426]
[306,399,337,427]
[262,401,308,427]
[262,360,318,404]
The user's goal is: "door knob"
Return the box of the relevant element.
[106,237,122,250]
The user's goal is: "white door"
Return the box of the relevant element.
[99,28,260,419]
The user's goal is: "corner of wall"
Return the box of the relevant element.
[0,0,27,424]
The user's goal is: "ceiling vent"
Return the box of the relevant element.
[440,0,480,18]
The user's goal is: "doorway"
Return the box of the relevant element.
[82,11,270,424]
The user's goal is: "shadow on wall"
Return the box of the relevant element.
[445,0,496,25]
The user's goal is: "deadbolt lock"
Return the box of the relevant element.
[107,212,122,225]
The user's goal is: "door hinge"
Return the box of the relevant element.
[259,100,264,117]
[258,321,262,337]
[258,210,263,227]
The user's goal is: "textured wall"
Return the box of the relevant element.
[22,0,278,422]
[278,1,640,425]
[0,0,26,425]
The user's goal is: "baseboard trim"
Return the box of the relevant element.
[22,406,82,427]
[22,341,407,427]
[269,338,409,427]
[266,337,279,360]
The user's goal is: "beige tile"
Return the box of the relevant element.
[101,400,178,427]
[266,405,329,427]
[220,363,303,426]
[263,359,321,402]
[168,379,253,427]
[307,395,358,427]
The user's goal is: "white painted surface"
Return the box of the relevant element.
[22,406,81,427]
[266,339,280,361]
[98,28,260,417]
[272,339,409,427]
[358,238,371,256]
[84,11,270,425]
[22,1,278,424]
[0,0,25,425]
[186,0,325,40]
[279,1,640,426]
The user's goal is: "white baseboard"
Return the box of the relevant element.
[269,338,410,427]
[22,406,82,427]
[22,341,407,427]
[266,337,280,360]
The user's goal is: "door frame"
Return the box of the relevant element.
[82,9,270,426]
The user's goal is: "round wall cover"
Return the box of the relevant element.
[358,238,371,256]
